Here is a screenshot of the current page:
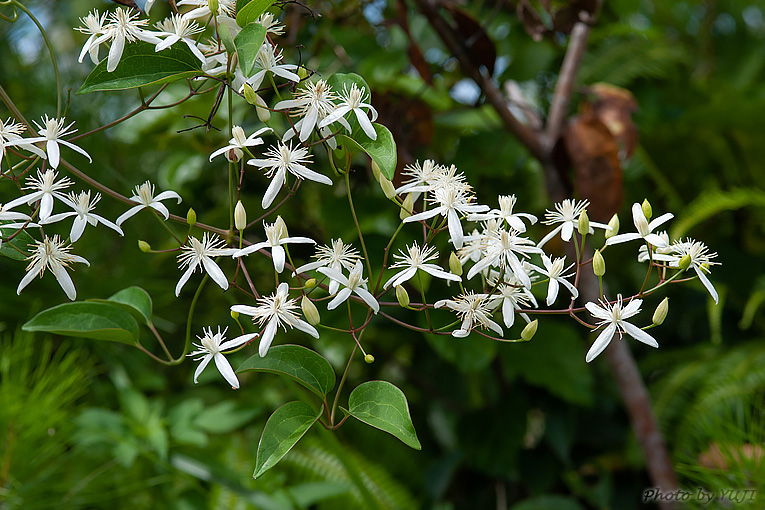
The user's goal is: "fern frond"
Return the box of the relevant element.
[671,187,765,239]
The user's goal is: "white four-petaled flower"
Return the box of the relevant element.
[318,83,378,140]
[585,295,659,363]
[43,190,123,242]
[4,116,91,169]
[293,238,361,295]
[153,14,206,63]
[318,261,379,313]
[17,234,90,300]
[537,199,610,248]
[209,125,271,162]
[384,242,461,289]
[5,169,73,221]
[116,181,182,226]
[233,218,315,273]
[188,326,256,389]
[176,233,237,295]
[435,291,503,338]
[533,255,579,306]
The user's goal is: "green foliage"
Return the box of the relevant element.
[344,380,421,450]
[237,344,336,397]
[0,224,34,261]
[236,0,277,27]
[22,301,141,344]
[234,22,267,76]
[339,124,398,180]
[671,187,765,239]
[253,401,323,478]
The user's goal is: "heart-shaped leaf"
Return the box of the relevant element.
[253,401,323,478]
[234,22,267,77]
[339,124,397,180]
[236,344,336,397]
[344,381,420,449]
[23,302,141,344]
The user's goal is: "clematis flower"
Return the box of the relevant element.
[585,295,659,363]
[468,195,537,233]
[188,326,256,389]
[90,8,162,72]
[293,238,361,295]
[1,118,47,166]
[434,291,503,338]
[533,255,578,306]
[383,242,461,289]
[17,234,90,300]
[76,9,108,64]
[317,261,379,313]
[537,199,610,248]
[4,116,91,169]
[395,159,442,195]
[176,233,237,295]
[231,282,319,357]
[209,126,271,162]
[178,0,236,20]
[318,83,378,140]
[241,43,300,92]
[4,169,73,221]
[233,217,315,273]
[466,228,543,287]
[606,202,673,248]
[274,80,343,143]
[153,14,206,63]
[487,274,537,328]
[653,239,720,304]
[42,190,123,242]
[256,12,285,35]
[116,181,182,226]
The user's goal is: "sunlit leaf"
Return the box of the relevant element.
[339,123,397,180]
[344,381,421,449]
[237,344,336,397]
[236,0,276,27]
[253,401,323,478]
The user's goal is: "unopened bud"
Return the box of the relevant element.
[186,208,197,227]
[305,278,316,288]
[297,66,308,80]
[521,319,538,341]
[593,249,605,276]
[208,0,219,15]
[605,213,619,239]
[578,210,590,236]
[254,93,270,122]
[230,310,239,320]
[234,201,247,231]
[678,254,692,271]
[449,252,463,276]
[138,240,151,252]
[395,285,410,307]
[399,193,414,220]
[243,83,258,105]
[652,297,669,325]
[641,199,652,221]
[380,175,396,199]
[364,354,375,364]
[274,215,288,239]
[301,296,321,326]
[371,160,381,182]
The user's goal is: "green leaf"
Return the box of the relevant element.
[90,286,153,326]
[218,22,237,56]
[345,381,421,450]
[236,344,336,397]
[77,41,203,94]
[234,22,267,77]
[23,302,140,345]
[0,223,33,261]
[236,0,276,27]
[339,124,397,180]
[253,401,323,478]
[327,72,371,97]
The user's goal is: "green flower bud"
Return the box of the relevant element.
[605,213,619,239]
[400,193,414,220]
[364,354,375,364]
[652,297,669,325]
[521,319,538,341]
[186,208,197,227]
[274,215,288,239]
[593,249,606,276]
[297,66,308,80]
[305,278,316,288]
[230,310,239,320]
[138,240,151,252]
[208,0,219,15]
[578,209,590,236]
[380,175,396,199]
[301,296,321,326]
[395,285,410,308]
[243,83,259,106]
[449,252,463,276]
[371,160,381,182]
[234,200,247,231]
[642,199,652,221]
[678,254,692,271]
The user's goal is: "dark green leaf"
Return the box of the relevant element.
[23,302,140,345]
[237,344,336,397]
[218,22,237,56]
[0,223,33,261]
[253,401,322,478]
[345,381,421,449]
[339,124,397,180]
[234,22,267,77]
[327,72,371,97]
[77,41,203,94]
[236,0,276,27]
[96,286,153,326]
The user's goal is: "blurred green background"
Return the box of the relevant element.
[1,0,764,508]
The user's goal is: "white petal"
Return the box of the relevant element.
[59,140,92,163]
[384,267,417,289]
[213,352,240,389]
[39,194,54,221]
[354,287,380,314]
[46,140,61,169]
[230,304,259,316]
[220,332,259,351]
[70,216,87,242]
[317,266,349,286]
[154,190,182,203]
[175,264,196,296]
[259,319,278,357]
[149,202,170,220]
[262,169,285,209]
[648,212,673,232]
[561,221,574,242]
[355,109,377,140]
[422,265,461,283]
[51,263,77,300]
[447,208,464,249]
[327,288,353,310]
[115,205,144,226]
[201,256,229,290]
[605,233,641,246]
[193,354,213,383]
[289,318,320,338]
[585,301,611,321]
[502,298,515,328]
[291,165,333,185]
[107,34,125,72]
[536,225,562,248]
[272,245,286,273]
[17,262,43,295]
[546,278,559,306]
[622,321,659,348]
[586,323,616,363]
[694,265,719,304]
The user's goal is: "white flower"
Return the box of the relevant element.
[487,274,537,328]
[2,118,42,166]
[638,231,671,262]
[384,242,461,289]
[188,326,256,389]
[178,0,236,20]
[116,181,182,226]
[4,169,73,221]
[395,159,442,195]
[4,116,91,169]
[209,126,271,162]
[176,233,237,295]
[247,142,331,209]
[318,83,378,140]
[95,8,162,72]
[274,80,343,143]
[606,202,673,248]
[233,218,315,273]
[585,295,658,363]
[468,195,537,233]
[294,238,361,295]
[533,255,578,306]
[17,234,90,300]
[435,291,503,338]
[537,199,610,248]
[76,9,108,64]
[654,239,720,304]
[466,228,543,287]
[153,14,206,63]
[231,282,319,357]
[42,190,123,242]
[256,12,285,35]
[241,43,300,92]
[317,261,379,313]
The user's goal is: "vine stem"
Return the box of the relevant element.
[344,171,373,279]
[330,343,357,425]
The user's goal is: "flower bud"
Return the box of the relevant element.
[678,254,692,271]
[364,353,375,364]
[449,252,463,277]
[208,0,219,15]
[652,297,669,325]
[234,201,247,231]
[593,249,605,276]
[138,240,151,252]
[255,93,271,123]
[301,296,321,326]
[243,83,258,105]
[304,278,316,288]
[641,199,652,221]
[230,310,239,320]
[274,215,288,239]
[186,208,197,227]
[578,210,590,236]
[395,285,410,308]
[371,160,381,182]
[399,193,414,220]
[380,175,396,199]
[605,213,619,239]
[297,66,308,81]
[521,319,538,341]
